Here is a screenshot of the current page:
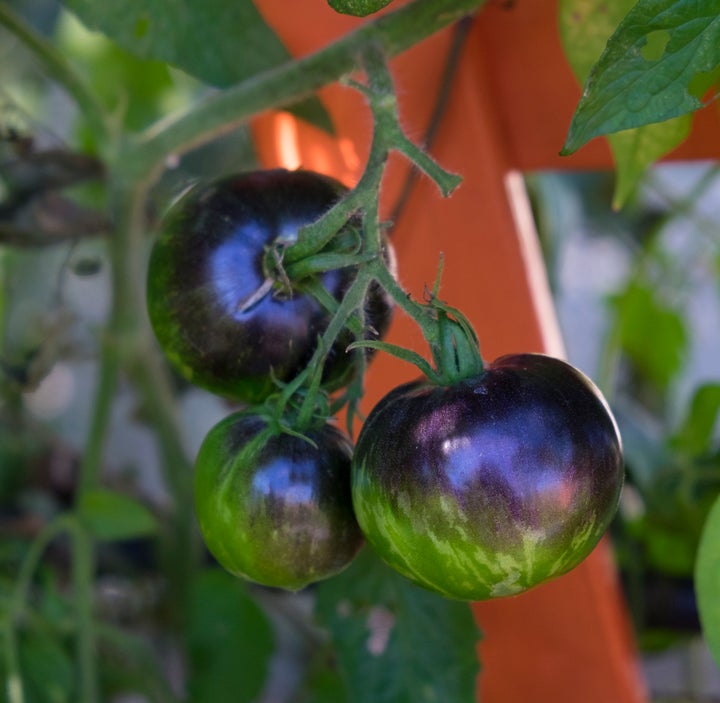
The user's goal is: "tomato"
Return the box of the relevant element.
[194,413,364,590]
[351,353,624,601]
[146,169,393,402]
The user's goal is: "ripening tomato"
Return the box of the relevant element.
[195,412,364,590]
[146,169,393,402]
[351,353,624,601]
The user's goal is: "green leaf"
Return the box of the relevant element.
[328,0,394,17]
[60,0,332,131]
[315,549,481,703]
[609,282,687,388]
[58,12,175,137]
[18,631,75,703]
[559,0,692,206]
[672,383,720,455]
[559,0,637,81]
[609,117,691,207]
[696,493,720,668]
[629,517,697,574]
[562,0,720,155]
[97,624,183,703]
[301,661,350,703]
[611,402,667,490]
[185,568,274,703]
[77,488,158,542]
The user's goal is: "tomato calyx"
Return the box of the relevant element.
[350,257,485,387]
[236,212,369,314]
[430,298,484,385]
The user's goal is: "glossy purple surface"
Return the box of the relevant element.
[351,353,624,600]
[195,413,364,590]
[147,169,393,401]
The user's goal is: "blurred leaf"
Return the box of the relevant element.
[558,0,691,206]
[78,488,158,542]
[696,493,720,668]
[60,0,332,131]
[559,0,636,81]
[328,0,394,17]
[648,455,720,533]
[58,12,175,138]
[613,400,667,490]
[97,625,180,703]
[562,0,720,155]
[0,417,45,504]
[672,383,720,455]
[315,549,480,703]
[630,518,697,575]
[301,661,350,703]
[609,282,687,388]
[18,630,75,703]
[609,117,691,208]
[185,568,273,703]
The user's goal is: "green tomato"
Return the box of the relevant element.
[195,413,364,591]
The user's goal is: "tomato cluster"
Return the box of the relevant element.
[147,169,624,598]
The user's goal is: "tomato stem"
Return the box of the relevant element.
[235,31,481,424]
[115,0,488,185]
[296,273,373,429]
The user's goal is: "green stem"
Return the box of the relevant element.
[297,277,367,339]
[284,190,367,265]
[3,620,23,703]
[389,17,472,226]
[77,349,121,496]
[71,523,98,703]
[109,182,197,610]
[0,2,108,145]
[370,259,433,330]
[125,349,198,608]
[392,131,462,196]
[296,272,372,428]
[76,180,148,496]
[8,515,98,703]
[119,0,487,184]
[13,517,75,627]
[81,175,196,616]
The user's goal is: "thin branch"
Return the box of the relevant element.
[389,16,473,227]
[120,0,487,184]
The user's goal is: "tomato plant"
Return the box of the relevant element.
[5,0,719,700]
[351,353,624,600]
[194,412,364,590]
[147,168,394,403]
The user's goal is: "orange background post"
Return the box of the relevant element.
[248,1,678,700]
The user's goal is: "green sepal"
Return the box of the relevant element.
[428,299,483,384]
[327,0,394,17]
[348,340,441,383]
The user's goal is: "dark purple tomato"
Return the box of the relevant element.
[351,353,624,601]
[194,413,364,590]
[146,169,393,402]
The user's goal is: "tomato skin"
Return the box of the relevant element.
[351,353,624,601]
[194,413,364,591]
[146,169,393,402]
